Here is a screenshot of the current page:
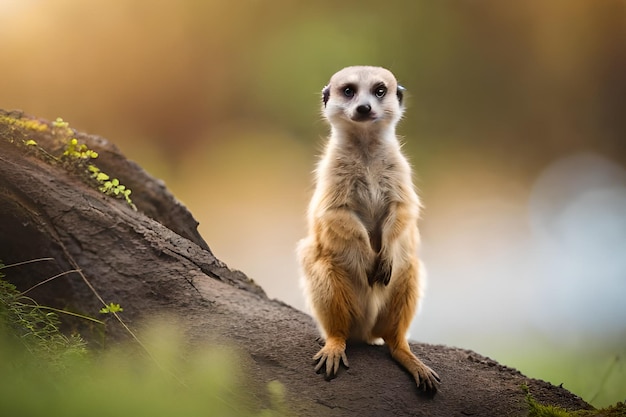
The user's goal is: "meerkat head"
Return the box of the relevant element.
[321,66,405,131]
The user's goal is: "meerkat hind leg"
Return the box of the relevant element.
[304,258,356,379]
[377,268,441,391]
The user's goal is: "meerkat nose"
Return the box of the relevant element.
[356,104,372,115]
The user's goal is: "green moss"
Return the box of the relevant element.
[523,384,626,417]
[1,114,137,211]
[526,393,576,417]
[62,137,99,160]
[0,114,48,132]
[56,119,136,210]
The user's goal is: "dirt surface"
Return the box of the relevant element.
[0,110,595,416]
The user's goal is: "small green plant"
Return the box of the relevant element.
[99,302,124,314]
[63,137,99,160]
[1,115,137,211]
[0,274,291,417]
[0,113,48,132]
[0,257,293,416]
[0,261,90,367]
[53,118,137,211]
[88,165,135,208]
[51,116,74,139]
[0,324,292,417]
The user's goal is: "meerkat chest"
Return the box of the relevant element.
[342,156,398,229]
[356,168,388,215]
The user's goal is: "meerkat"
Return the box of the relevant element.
[296,66,440,392]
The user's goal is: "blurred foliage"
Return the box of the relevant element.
[523,384,626,417]
[1,0,624,171]
[0,262,88,368]
[0,261,289,417]
[1,0,625,409]
[503,338,626,410]
[0,325,290,417]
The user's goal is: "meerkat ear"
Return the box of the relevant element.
[322,85,330,107]
[396,85,406,105]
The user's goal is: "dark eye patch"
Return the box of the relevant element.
[373,83,387,98]
[342,84,356,98]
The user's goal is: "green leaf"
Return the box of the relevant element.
[96,172,109,182]
[99,303,123,314]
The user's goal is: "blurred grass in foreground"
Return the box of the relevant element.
[491,337,626,408]
[0,322,289,417]
[0,264,289,417]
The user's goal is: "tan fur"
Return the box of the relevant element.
[297,66,440,391]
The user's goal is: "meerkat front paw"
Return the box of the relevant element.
[369,255,392,286]
[313,337,349,379]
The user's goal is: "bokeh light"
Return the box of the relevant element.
[1,0,624,406]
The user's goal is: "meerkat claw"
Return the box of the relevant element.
[419,366,441,391]
[313,346,349,378]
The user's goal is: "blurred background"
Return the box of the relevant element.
[1,0,625,407]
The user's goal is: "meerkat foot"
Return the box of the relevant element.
[313,337,349,379]
[389,343,441,392]
[414,361,441,392]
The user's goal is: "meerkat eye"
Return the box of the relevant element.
[343,86,356,98]
[374,85,387,98]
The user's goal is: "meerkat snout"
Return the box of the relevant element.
[355,103,372,117]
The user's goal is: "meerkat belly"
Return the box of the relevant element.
[350,171,390,250]
[348,172,392,340]
[350,281,389,341]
